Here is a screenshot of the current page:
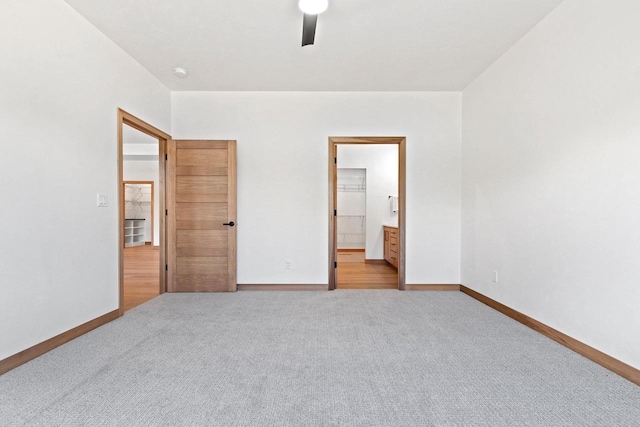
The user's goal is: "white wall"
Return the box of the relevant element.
[172,92,461,285]
[0,0,170,360]
[462,0,640,369]
[338,145,399,259]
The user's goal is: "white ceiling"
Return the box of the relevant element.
[64,0,563,91]
[123,125,158,144]
[123,125,158,161]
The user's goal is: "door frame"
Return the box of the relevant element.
[123,181,155,246]
[117,108,171,316]
[328,137,406,291]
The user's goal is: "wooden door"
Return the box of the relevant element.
[167,140,237,292]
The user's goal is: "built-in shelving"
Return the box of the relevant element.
[337,169,366,249]
[124,218,146,247]
[124,183,152,247]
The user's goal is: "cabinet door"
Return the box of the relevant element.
[389,249,398,268]
[384,229,390,262]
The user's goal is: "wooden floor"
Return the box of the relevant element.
[123,244,160,312]
[337,251,398,289]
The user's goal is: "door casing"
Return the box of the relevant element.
[117,108,171,316]
[328,137,407,291]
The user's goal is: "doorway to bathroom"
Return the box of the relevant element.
[329,137,406,290]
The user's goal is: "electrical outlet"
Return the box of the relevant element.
[97,193,108,207]
[492,270,498,283]
[285,259,292,270]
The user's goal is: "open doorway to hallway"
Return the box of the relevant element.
[117,109,170,315]
[329,137,406,290]
[122,128,160,311]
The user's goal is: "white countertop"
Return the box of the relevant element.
[383,224,398,228]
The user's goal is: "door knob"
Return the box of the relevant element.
[223,221,235,227]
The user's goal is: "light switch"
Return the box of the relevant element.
[97,193,108,207]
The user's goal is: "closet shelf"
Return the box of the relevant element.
[124,218,146,247]
[337,169,366,249]
[337,186,366,192]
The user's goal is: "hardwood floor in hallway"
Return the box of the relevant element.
[337,251,398,289]
[124,245,160,312]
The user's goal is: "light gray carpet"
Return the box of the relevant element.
[1,291,639,426]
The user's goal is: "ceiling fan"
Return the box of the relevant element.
[299,0,328,46]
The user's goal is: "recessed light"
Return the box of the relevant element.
[173,67,188,78]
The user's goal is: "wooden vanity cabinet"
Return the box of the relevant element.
[383,226,399,269]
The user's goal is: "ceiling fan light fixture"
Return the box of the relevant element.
[298,0,328,15]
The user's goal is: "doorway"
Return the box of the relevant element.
[122,181,156,311]
[329,137,406,290]
[117,109,171,315]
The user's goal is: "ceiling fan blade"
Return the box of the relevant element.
[302,13,318,46]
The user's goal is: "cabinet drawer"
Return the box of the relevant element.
[390,242,398,252]
[389,249,398,267]
[389,230,398,239]
[389,236,398,246]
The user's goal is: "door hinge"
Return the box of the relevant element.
[334,209,337,216]
[165,209,168,216]
[165,265,168,271]
[334,157,337,164]
[165,154,168,161]
[334,261,337,268]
